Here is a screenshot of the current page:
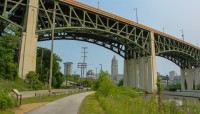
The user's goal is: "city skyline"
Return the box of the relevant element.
[38,0,200,76]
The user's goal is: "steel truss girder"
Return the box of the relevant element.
[0,0,200,68]
[38,32,125,58]
[36,0,151,57]
[0,0,26,32]
[155,34,200,68]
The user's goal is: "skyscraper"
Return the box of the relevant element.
[111,56,118,81]
[64,62,73,75]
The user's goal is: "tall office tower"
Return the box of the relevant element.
[64,62,73,75]
[111,56,118,81]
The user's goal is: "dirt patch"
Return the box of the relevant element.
[13,102,48,114]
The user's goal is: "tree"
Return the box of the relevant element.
[83,79,91,87]
[0,25,21,80]
[52,72,64,88]
[25,71,43,90]
[156,77,162,95]
[36,47,64,88]
[118,79,123,86]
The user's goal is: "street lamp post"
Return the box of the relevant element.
[49,7,56,93]
[98,1,99,9]
[99,64,102,72]
[96,67,98,79]
[180,29,184,41]
[134,8,138,23]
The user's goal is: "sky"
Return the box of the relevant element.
[38,0,200,76]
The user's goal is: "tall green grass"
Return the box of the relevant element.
[94,71,200,114]
[0,78,30,92]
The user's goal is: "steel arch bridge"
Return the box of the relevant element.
[0,0,200,93]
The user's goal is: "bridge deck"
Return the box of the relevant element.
[62,0,199,50]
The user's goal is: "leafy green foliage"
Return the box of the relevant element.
[0,25,20,80]
[66,75,80,83]
[0,92,14,110]
[25,71,43,90]
[0,78,30,92]
[36,47,64,88]
[168,84,181,91]
[82,79,91,87]
[52,72,64,88]
[156,77,162,95]
[118,79,123,86]
[93,71,195,114]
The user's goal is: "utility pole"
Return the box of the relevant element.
[82,47,88,78]
[99,64,102,72]
[40,48,44,81]
[78,62,87,88]
[49,7,56,93]
[134,8,138,23]
[96,67,98,79]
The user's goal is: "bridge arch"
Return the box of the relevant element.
[38,27,150,59]
[157,50,198,69]
[38,32,126,58]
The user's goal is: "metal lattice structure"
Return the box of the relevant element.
[0,0,200,69]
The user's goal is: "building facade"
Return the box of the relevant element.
[169,71,178,80]
[86,70,95,79]
[111,56,118,82]
[64,62,73,75]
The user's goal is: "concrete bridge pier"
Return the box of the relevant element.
[123,56,157,93]
[180,69,186,90]
[123,32,157,93]
[181,67,200,90]
[194,68,200,89]
[18,0,39,79]
[186,68,193,90]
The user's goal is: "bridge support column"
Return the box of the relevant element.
[135,59,139,89]
[181,69,186,90]
[130,59,136,88]
[146,32,157,93]
[18,0,39,79]
[194,68,200,89]
[123,57,156,93]
[139,57,145,90]
[123,60,128,86]
[143,58,148,92]
[185,68,193,90]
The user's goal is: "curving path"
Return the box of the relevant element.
[26,91,95,114]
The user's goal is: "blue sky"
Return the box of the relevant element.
[38,0,200,76]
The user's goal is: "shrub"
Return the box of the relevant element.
[168,84,181,91]
[95,71,116,97]
[118,79,123,87]
[25,71,43,90]
[0,92,14,110]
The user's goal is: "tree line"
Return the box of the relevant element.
[0,25,64,89]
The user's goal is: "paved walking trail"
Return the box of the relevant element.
[25,91,94,114]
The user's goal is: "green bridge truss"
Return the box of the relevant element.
[0,0,200,69]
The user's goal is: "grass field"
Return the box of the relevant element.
[0,110,14,114]
[79,93,105,114]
